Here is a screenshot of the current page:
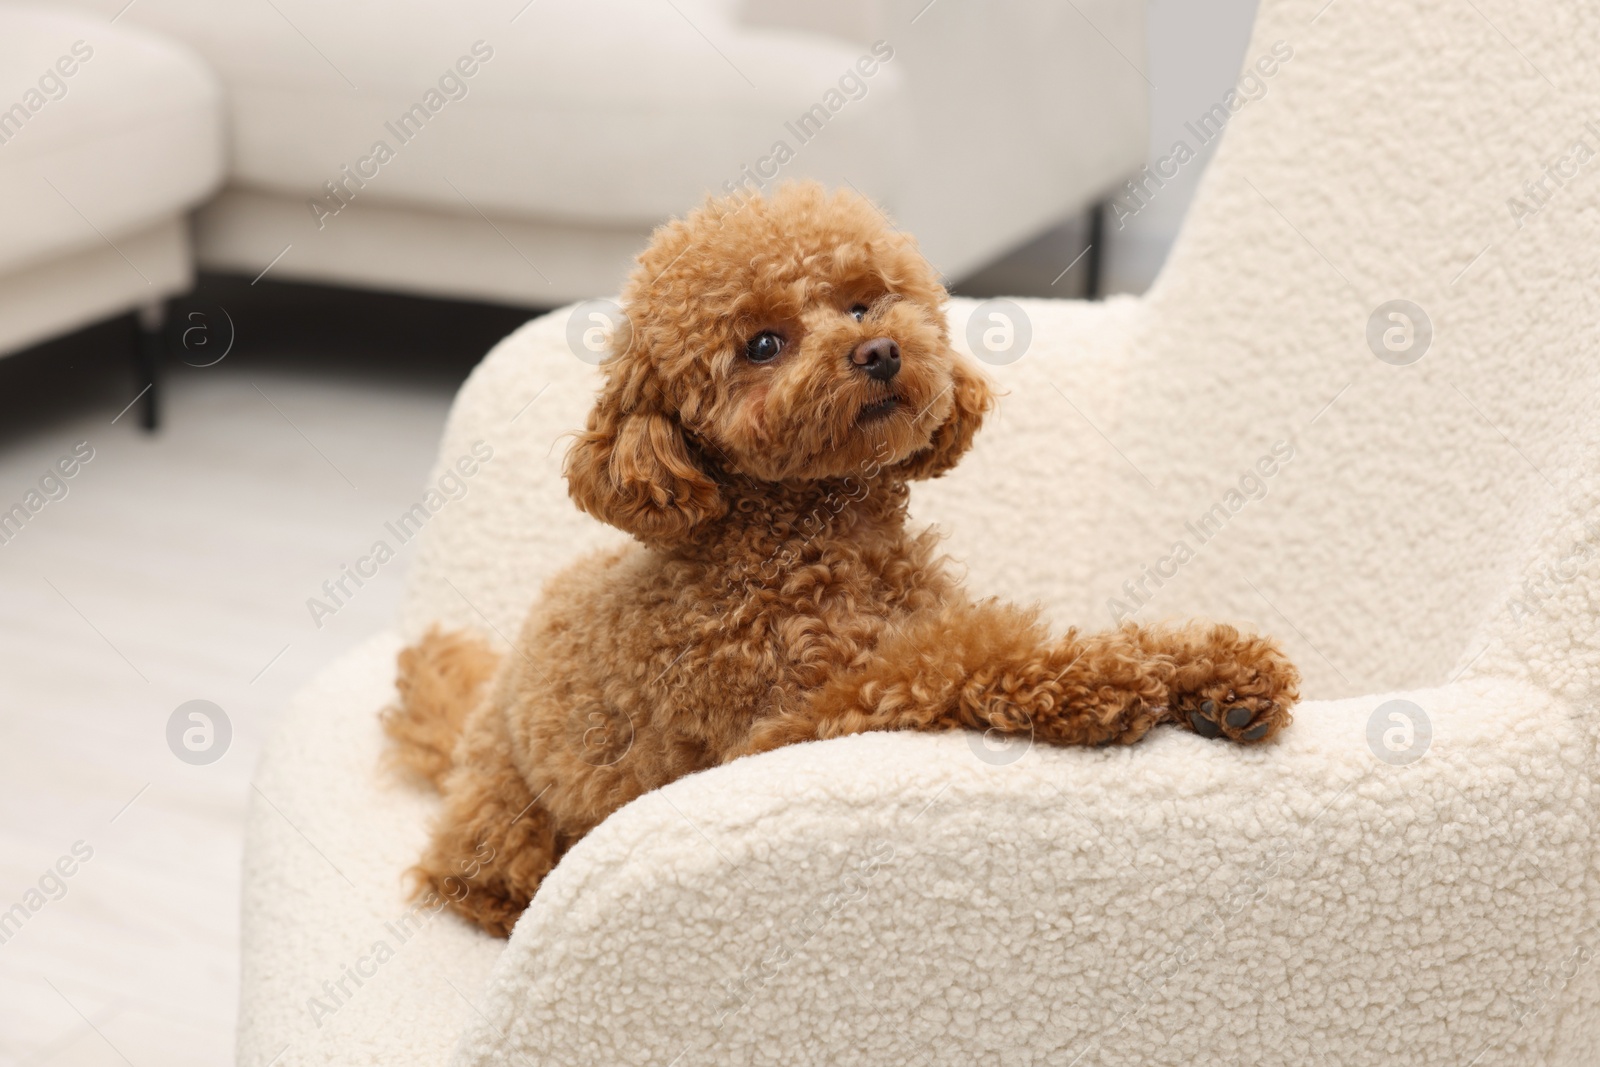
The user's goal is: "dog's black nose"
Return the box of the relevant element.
[851,337,900,382]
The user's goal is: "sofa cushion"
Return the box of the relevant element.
[0,6,223,275]
[71,0,906,226]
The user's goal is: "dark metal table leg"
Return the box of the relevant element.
[1085,201,1106,301]
[135,301,166,432]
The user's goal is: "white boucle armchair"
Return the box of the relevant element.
[238,0,1600,1063]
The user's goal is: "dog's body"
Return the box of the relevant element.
[385,184,1300,936]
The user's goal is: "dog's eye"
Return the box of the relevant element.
[745,331,784,364]
[850,304,869,322]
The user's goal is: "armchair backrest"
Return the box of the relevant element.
[922,0,1600,700]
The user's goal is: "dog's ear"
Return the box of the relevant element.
[565,391,724,547]
[897,353,995,481]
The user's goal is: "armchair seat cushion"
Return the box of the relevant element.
[238,631,501,1067]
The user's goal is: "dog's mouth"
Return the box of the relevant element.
[855,395,901,425]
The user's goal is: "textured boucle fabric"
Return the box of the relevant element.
[454,677,1600,1067]
[240,0,1600,1061]
[238,633,503,1066]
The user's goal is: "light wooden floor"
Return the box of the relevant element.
[0,294,517,1067]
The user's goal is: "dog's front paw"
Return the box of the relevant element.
[1170,630,1300,744]
[1175,691,1289,743]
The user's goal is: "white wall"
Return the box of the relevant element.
[1104,0,1261,294]
[956,0,1260,299]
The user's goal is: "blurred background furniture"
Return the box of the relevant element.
[0,5,223,426]
[56,0,1148,306]
[237,0,1600,1063]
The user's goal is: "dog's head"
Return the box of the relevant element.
[566,182,993,547]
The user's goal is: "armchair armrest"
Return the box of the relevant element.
[451,676,1598,1065]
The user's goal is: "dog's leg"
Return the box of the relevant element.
[730,602,1181,758]
[1135,622,1300,743]
[414,701,558,938]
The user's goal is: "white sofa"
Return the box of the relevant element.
[0,5,223,423]
[237,0,1600,1063]
[57,0,1148,306]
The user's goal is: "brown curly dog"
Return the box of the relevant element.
[383,182,1300,936]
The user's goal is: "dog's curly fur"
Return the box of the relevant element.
[383,182,1301,937]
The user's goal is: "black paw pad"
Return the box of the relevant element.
[1225,706,1254,728]
[1241,722,1270,742]
[1189,710,1222,738]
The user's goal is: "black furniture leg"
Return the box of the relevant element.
[1085,201,1106,301]
[134,301,165,432]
